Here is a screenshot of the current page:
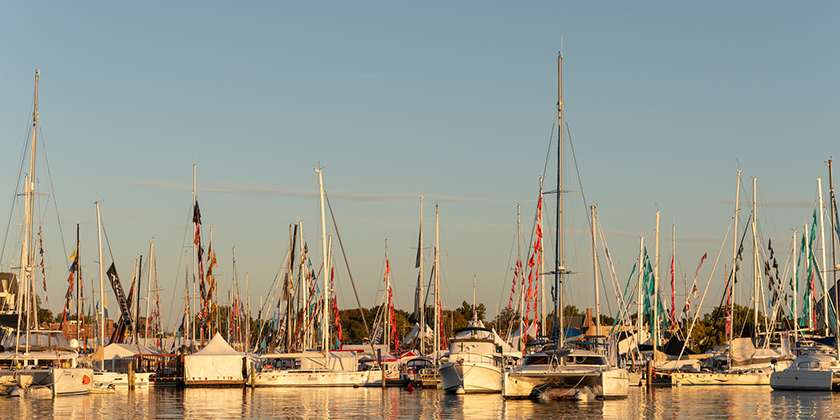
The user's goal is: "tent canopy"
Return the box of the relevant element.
[192,332,242,356]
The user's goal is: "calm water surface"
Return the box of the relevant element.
[2,386,837,419]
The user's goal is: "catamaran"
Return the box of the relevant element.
[502,52,628,400]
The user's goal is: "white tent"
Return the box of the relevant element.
[184,333,247,386]
[104,343,158,360]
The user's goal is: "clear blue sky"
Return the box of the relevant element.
[0,2,838,329]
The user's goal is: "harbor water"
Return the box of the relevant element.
[2,386,837,419]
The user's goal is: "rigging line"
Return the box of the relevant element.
[38,127,69,262]
[324,192,371,337]
[0,113,34,268]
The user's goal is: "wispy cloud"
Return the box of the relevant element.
[717,199,812,209]
[136,180,475,203]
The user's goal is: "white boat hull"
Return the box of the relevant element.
[439,361,501,393]
[671,371,770,386]
[770,369,833,391]
[50,368,94,396]
[252,370,370,387]
[93,371,153,387]
[502,368,628,399]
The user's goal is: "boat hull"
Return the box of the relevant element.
[502,368,628,399]
[439,361,501,394]
[770,370,833,391]
[252,370,369,387]
[50,368,94,396]
[671,371,770,386]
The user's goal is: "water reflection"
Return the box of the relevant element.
[2,386,840,419]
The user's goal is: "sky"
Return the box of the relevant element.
[0,2,838,330]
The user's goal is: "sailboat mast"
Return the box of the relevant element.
[384,238,390,350]
[636,237,644,354]
[516,203,524,349]
[539,177,546,337]
[554,51,566,347]
[418,194,425,355]
[145,240,155,345]
[317,167,330,352]
[76,224,82,343]
[191,163,198,345]
[434,204,441,358]
[817,177,829,336]
[95,201,105,368]
[591,205,601,335]
[728,170,741,369]
[792,230,798,340]
[15,70,40,356]
[654,210,660,352]
[751,177,760,338]
[299,222,309,350]
[828,159,839,360]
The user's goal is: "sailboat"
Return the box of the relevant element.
[0,70,93,397]
[251,167,370,387]
[671,173,793,386]
[502,52,629,400]
[771,161,840,391]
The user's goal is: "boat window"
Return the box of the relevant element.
[524,355,550,365]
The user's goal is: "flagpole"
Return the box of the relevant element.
[654,210,660,359]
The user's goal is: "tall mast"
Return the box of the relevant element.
[418,194,425,355]
[15,70,40,356]
[654,210,660,351]
[516,202,524,349]
[384,238,390,350]
[751,177,760,339]
[145,240,155,345]
[553,51,567,347]
[590,205,601,336]
[539,177,546,337]
[805,222,813,331]
[316,167,330,352]
[828,159,839,360]
[433,204,441,359]
[299,222,309,350]
[817,177,829,336]
[792,230,799,340]
[728,170,741,369]
[191,163,198,345]
[76,224,82,343]
[95,201,106,369]
[636,237,644,352]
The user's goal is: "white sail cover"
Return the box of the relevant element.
[184,333,246,383]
